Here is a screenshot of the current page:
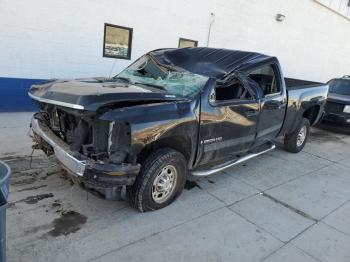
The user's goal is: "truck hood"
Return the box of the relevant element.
[28,78,185,111]
[328,93,350,104]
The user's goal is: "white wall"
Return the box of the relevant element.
[0,0,349,82]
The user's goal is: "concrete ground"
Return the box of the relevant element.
[0,112,38,157]
[1,113,350,262]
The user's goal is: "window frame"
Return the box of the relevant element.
[103,23,133,60]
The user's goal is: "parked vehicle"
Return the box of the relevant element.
[28,48,329,212]
[323,76,350,126]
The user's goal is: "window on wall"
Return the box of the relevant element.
[178,38,198,48]
[103,23,133,59]
[315,0,350,19]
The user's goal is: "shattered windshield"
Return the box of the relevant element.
[115,55,209,98]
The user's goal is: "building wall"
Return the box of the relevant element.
[316,0,350,18]
[0,0,349,111]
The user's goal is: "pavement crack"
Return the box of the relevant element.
[261,192,318,222]
[256,161,335,194]
[303,150,339,164]
[320,221,350,238]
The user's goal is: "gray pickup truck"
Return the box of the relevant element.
[29,48,329,212]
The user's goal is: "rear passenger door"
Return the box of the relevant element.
[248,64,287,145]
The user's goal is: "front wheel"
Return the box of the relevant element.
[284,118,310,153]
[127,148,187,212]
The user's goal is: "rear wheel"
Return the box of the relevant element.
[127,148,187,212]
[284,118,310,153]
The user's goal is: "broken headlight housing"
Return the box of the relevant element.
[344,105,350,113]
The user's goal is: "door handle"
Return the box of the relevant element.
[266,101,285,110]
[245,109,259,117]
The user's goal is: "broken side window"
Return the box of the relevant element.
[213,79,253,102]
[248,65,280,96]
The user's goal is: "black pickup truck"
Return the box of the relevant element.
[29,48,328,212]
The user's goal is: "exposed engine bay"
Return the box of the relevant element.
[33,103,133,165]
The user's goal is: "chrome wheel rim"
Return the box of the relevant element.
[297,126,307,147]
[152,165,177,204]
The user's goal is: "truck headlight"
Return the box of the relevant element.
[344,105,350,113]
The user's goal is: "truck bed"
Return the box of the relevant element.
[285,78,324,90]
[280,79,329,137]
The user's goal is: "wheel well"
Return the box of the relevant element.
[137,136,192,165]
[303,105,320,125]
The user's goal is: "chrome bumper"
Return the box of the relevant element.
[31,118,86,176]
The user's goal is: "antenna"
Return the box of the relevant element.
[207,13,216,47]
[108,58,118,79]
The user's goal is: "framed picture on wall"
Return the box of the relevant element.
[103,23,133,59]
[178,38,198,48]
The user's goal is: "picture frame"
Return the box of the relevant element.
[178,38,198,48]
[103,23,133,59]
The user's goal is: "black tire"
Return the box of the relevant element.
[127,148,187,212]
[284,118,310,153]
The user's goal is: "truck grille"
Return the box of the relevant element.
[325,102,344,114]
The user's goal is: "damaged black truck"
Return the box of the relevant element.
[29,48,328,212]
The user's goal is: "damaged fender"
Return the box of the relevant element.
[100,99,200,168]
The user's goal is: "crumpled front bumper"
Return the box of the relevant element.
[31,118,140,199]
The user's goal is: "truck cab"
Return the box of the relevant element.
[196,61,287,168]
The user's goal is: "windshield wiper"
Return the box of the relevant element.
[112,76,132,83]
[134,82,166,90]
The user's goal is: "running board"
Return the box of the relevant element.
[191,144,276,177]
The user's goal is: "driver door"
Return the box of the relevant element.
[196,77,260,167]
